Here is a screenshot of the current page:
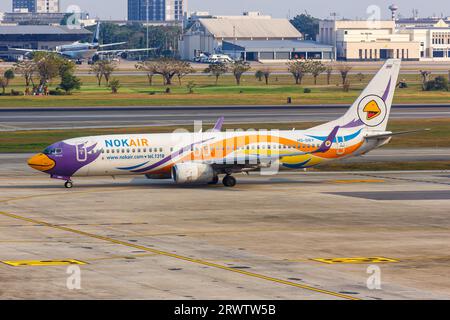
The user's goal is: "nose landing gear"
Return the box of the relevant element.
[222,175,236,187]
[64,180,73,189]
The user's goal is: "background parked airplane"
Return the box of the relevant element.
[15,22,157,62]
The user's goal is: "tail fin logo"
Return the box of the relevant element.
[363,100,381,120]
[357,95,387,127]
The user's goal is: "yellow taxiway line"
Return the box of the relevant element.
[0,210,360,300]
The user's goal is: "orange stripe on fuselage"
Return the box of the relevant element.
[144,135,364,174]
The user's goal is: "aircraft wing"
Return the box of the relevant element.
[98,42,127,48]
[364,129,430,140]
[97,47,158,54]
[12,48,53,53]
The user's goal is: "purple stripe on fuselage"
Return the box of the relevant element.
[131,138,214,173]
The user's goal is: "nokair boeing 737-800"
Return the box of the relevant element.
[28,59,423,188]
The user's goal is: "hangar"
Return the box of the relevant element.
[0,25,91,60]
[178,14,305,61]
[222,39,334,61]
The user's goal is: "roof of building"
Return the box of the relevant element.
[0,25,92,35]
[222,39,333,52]
[198,18,302,38]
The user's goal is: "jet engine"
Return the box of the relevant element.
[171,163,215,184]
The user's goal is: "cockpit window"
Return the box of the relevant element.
[43,148,62,155]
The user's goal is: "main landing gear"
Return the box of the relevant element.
[222,175,237,188]
[64,180,73,189]
[208,175,219,185]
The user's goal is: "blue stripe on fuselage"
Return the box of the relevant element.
[307,129,362,143]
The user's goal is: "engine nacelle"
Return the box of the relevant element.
[171,163,215,184]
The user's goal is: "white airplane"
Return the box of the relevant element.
[28,59,424,188]
[15,22,156,61]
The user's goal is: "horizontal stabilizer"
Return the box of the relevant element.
[364,129,430,140]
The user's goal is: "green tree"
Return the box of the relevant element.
[0,77,7,94]
[32,52,65,85]
[13,60,35,87]
[90,60,117,86]
[58,60,75,78]
[325,65,333,85]
[135,60,157,86]
[204,63,228,85]
[262,68,271,85]
[337,63,353,86]
[287,60,309,85]
[59,72,82,94]
[255,70,264,81]
[4,69,15,86]
[307,60,326,85]
[175,61,195,85]
[149,58,192,85]
[420,70,432,91]
[230,61,251,85]
[290,14,320,40]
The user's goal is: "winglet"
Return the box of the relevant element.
[313,126,340,153]
[213,117,225,132]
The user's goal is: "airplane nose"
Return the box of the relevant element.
[27,153,55,172]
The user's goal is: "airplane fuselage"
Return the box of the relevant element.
[28,128,385,181]
[57,43,99,60]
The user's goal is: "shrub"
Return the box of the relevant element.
[59,72,81,94]
[186,81,196,94]
[303,88,311,93]
[10,89,23,96]
[425,76,449,91]
[49,89,65,95]
[108,78,121,94]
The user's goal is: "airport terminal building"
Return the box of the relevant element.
[318,18,450,61]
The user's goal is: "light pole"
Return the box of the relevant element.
[146,0,149,57]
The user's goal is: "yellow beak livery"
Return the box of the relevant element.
[28,154,56,172]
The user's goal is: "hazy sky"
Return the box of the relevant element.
[0,0,448,20]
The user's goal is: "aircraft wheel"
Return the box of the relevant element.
[223,175,236,187]
[208,176,219,185]
[64,181,73,189]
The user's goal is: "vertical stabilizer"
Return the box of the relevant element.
[311,59,401,133]
[93,22,101,44]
